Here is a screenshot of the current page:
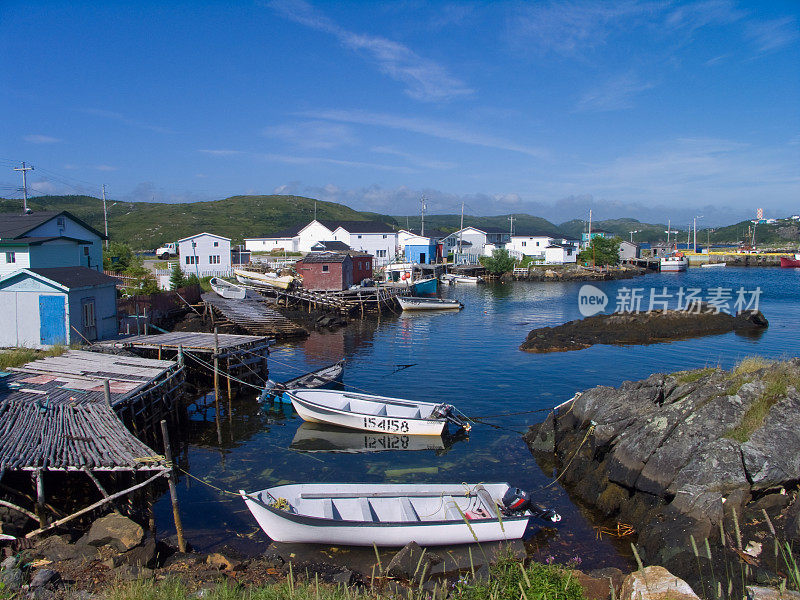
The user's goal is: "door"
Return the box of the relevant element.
[39,295,67,346]
[419,252,426,264]
[81,297,98,341]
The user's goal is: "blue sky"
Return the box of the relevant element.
[1,0,798,226]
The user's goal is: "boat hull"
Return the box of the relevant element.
[397,297,462,311]
[411,277,438,295]
[781,257,800,268]
[660,259,688,272]
[241,483,530,546]
[700,262,726,269]
[234,269,294,289]
[286,389,449,436]
[210,277,246,299]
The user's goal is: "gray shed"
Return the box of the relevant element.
[0,267,118,348]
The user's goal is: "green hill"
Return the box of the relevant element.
[558,218,669,243]
[0,195,397,250]
[705,218,800,247]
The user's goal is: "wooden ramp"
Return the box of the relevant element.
[202,291,307,337]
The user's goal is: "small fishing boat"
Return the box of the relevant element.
[780,254,800,268]
[290,423,452,454]
[397,296,463,311]
[234,269,295,290]
[441,273,483,284]
[240,482,561,546]
[283,389,471,435]
[259,361,345,402]
[700,262,726,269]
[210,277,246,300]
[411,276,438,295]
[660,254,688,272]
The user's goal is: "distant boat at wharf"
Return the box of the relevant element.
[660,254,689,272]
[259,361,345,402]
[234,269,296,290]
[397,296,463,311]
[283,388,472,435]
[700,262,726,269]
[441,273,484,284]
[781,254,800,268]
[411,276,438,295]
[210,277,246,299]
[240,482,561,546]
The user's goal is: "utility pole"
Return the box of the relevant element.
[314,201,317,220]
[102,185,109,248]
[629,230,639,242]
[666,219,671,244]
[13,162,34,213]
[693,216,702,253]
[457,201,465,259]
[420,197,426,237]
[508,215,514,238]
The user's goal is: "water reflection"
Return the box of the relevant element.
[290,422,467,455]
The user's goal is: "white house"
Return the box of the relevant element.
[244,226,300,253]
[0,267,118,347]
[544,244,577,264]
[0,211,105,276]
[618,240,640,261]
[506,233,556,257]
[442,226,510,258]
[177,232,231,275]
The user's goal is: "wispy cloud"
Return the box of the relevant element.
[261,152,415,173]
[298,109,548,158]
[268,0,471,101]
[263,121,357,149]
[24,134,61,144]
[371,146,457,170]
[575,74,655,112]
[745,16,799,54]
[81,108,173,134]
[664,0,744,35]
[198,149,243,156]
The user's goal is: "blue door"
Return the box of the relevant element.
[39,295,67,345]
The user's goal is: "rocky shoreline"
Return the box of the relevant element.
[511,264,647,282]
[520,307,768,353]
[524,357,800,596]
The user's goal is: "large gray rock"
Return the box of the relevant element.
[85,513,143,552]
[34,535,99,562]
[619,566,699,600]
[386,541,441,582]
[746,586,800,600]
[741,395,800,489]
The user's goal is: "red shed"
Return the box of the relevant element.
[295,252,353,291]
[349,252,373,285]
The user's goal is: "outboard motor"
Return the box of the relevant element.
[431,404,472,433]
[502,487,562,523]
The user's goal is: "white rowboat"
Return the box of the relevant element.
[284,389,471,435]
[234,269,295,290]
[259,361,345,402]
[210,277,246,300]
[240,482,560,546]
[441,273,483,284]
[700,262,726,268]
[397,296,463,311]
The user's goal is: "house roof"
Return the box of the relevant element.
[480,226,511,234]
[320,220,396,234]
[0,267,117,290]
[0,236,93,246]
[545,244,563,249]
[177,232,231,243]
[299,252,350,264]
[311,240,351,251]
[511,231,558,238]
[0,210,106,241]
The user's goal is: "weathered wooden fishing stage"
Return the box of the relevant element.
[270,285,407,317]
[201,291,307,337]
[0,350,185,539]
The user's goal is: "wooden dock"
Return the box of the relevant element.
[201,291,307,337]
[272,285,406,317]
[98,331,270,391]
[0,350,182,535]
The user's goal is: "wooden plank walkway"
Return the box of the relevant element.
[201,292,306,337]
[100,331,268,354]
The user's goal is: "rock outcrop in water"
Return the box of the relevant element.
[525,358,800,594]
[520,307,768,353]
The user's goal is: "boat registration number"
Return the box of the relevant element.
[364,435,410,450]
[363,417,410,433]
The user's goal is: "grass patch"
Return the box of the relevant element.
[725,363,800,443]
[731,356,773,377]
[674,367,717,384]
[0,345,67,370]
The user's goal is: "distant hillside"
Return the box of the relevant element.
[397,213,561,236]
[559,218,669,243]
[706,218,800,246]
[0,195,397,250]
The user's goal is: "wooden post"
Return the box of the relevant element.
[213,328,222,445]
[177,344,184,367]
[158,345,162,360]
[34,469,46,527]
[160,420,186,552]
[103,380,112,407]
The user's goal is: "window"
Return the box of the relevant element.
[521,241,526,247]
[192,241,197,248]
[5,252,15,263]
[376,250,387,258]
[213,241,219,247]
[185,256,197,265]
[56,217,65,228]
[358,235,362,239]
[382,235,387,239]
[84,246,89,255]
[322,265,329,272]
[82,300,96,327]
[536,241,540,246]
[209,255,221,264]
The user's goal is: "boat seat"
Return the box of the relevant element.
[360,498,378,522]
[321,499,341,520]
[399,497,420,522]
[339,402,350,411]
[374,405,387,416]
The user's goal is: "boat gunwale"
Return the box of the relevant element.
[282,361,344,387]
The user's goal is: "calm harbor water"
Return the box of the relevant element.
[155,266,800,569]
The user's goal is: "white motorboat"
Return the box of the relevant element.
[290,423,450,454]
[234,269,295,290]
[209,277,246,300]
[240,482,561,546]
[259,361,345,402]
[284,389,471,435]
[397,296,463,311]
[700,262,726,269]
[660,254,689,272]
[441,273,483,284]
